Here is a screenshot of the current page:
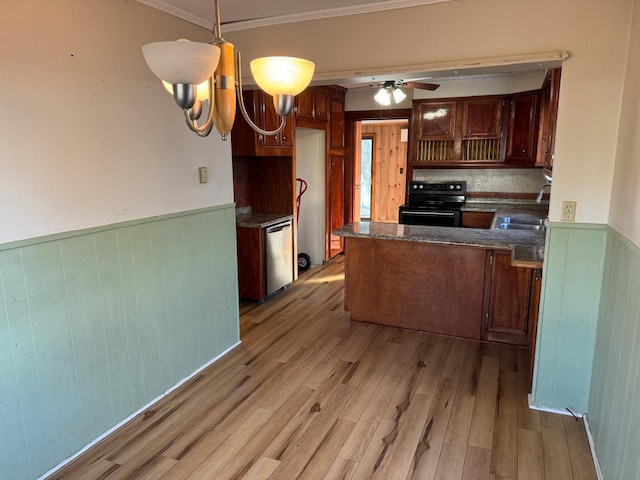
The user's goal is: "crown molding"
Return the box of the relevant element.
[137,0,454,32]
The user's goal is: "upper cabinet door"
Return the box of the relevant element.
[536,68,562,170]
[295,89,315,122]
[295,87,331,124]
[231,90,294,156]
[415,101,457,140]
[462,98,504,139]
[329,95,345,151]
[259,90,294,149]
[505,92,539,164]
[314,88,330,122]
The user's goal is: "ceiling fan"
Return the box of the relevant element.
[352,79,440,106]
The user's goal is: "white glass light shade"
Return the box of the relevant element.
[249,56,315,96]
[392,88,407,103]
[162,80,210,102]
[141,40,220,85]
[374,88,392,106]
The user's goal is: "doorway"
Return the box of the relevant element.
[354,119,409,223]
[295,127,326,268]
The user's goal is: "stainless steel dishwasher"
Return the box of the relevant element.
[265,219,294,296]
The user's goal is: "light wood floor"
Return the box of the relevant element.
[51,256,597,480]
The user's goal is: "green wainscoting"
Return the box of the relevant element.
[588,227,640,480]
[531,222,607,414]
[0,205,240,480]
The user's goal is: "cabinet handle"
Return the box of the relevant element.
[522,149,527,153]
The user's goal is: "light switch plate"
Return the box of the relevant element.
[198,166,208,184]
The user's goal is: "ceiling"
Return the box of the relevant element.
[137,0,452,32]
[138,0,566,90]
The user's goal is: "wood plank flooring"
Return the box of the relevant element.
[50,256,597,480]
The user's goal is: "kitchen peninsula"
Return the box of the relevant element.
[334,220,545,346]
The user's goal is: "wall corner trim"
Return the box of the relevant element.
[583,414,605,480]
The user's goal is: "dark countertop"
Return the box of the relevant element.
[461,201,549,217]
[334,222,546,250]
[335,210,547,268]
[236,213,294,228]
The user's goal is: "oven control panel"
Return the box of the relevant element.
[409,181,466,194]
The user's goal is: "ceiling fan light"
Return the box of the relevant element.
[250,56,315,96]
[374,87,392,106]
[142,40,220,85]
[392,88,407,103]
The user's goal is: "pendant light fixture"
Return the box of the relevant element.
[141,0,315,139]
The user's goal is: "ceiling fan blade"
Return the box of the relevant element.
[348,84,381,90]
[404,82,440,91]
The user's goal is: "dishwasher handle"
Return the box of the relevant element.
[266,221,292,234]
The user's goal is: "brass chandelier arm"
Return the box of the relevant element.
[184,77,215,137]
[235,50,287,137]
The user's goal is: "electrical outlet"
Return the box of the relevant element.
[562,201,576,222]
[475,182,482,191]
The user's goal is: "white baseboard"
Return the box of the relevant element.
[527,394,584,418]
[38,341,242,480]
[527,395,603,480]
[583,414,604,480]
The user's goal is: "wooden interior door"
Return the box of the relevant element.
[362,121,408,222]
[352,122,362,222]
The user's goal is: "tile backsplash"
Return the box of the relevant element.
[413,168,548,193]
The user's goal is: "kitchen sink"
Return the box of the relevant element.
[497,222,545,231]
[492,214,547,231]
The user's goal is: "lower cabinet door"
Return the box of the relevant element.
[482,249,533,346]
[236,226,266,301]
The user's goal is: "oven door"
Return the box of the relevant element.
[399,206,461,227]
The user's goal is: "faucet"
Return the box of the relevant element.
[536,182,551,203]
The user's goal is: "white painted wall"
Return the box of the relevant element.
[226,0,634,224]
[609,0,640,245]
[295,128,326,266]
[0,0,233,244]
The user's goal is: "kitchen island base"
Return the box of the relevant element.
[344,237,485,339]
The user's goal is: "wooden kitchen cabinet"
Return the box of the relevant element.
[415,101,457,140]
[505,92,540,165]
[344,237,485,339]
[462,97,504,139]
[461,211,495,229]
[482,249,534,346]
[327,154,345,258]
[329,91,346,151]
[536,68,562,170]
[410,90,545,167]
[295,87,330,126]
[236,226,266,301]
[410,95,506,165]
[231,90,294,157]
